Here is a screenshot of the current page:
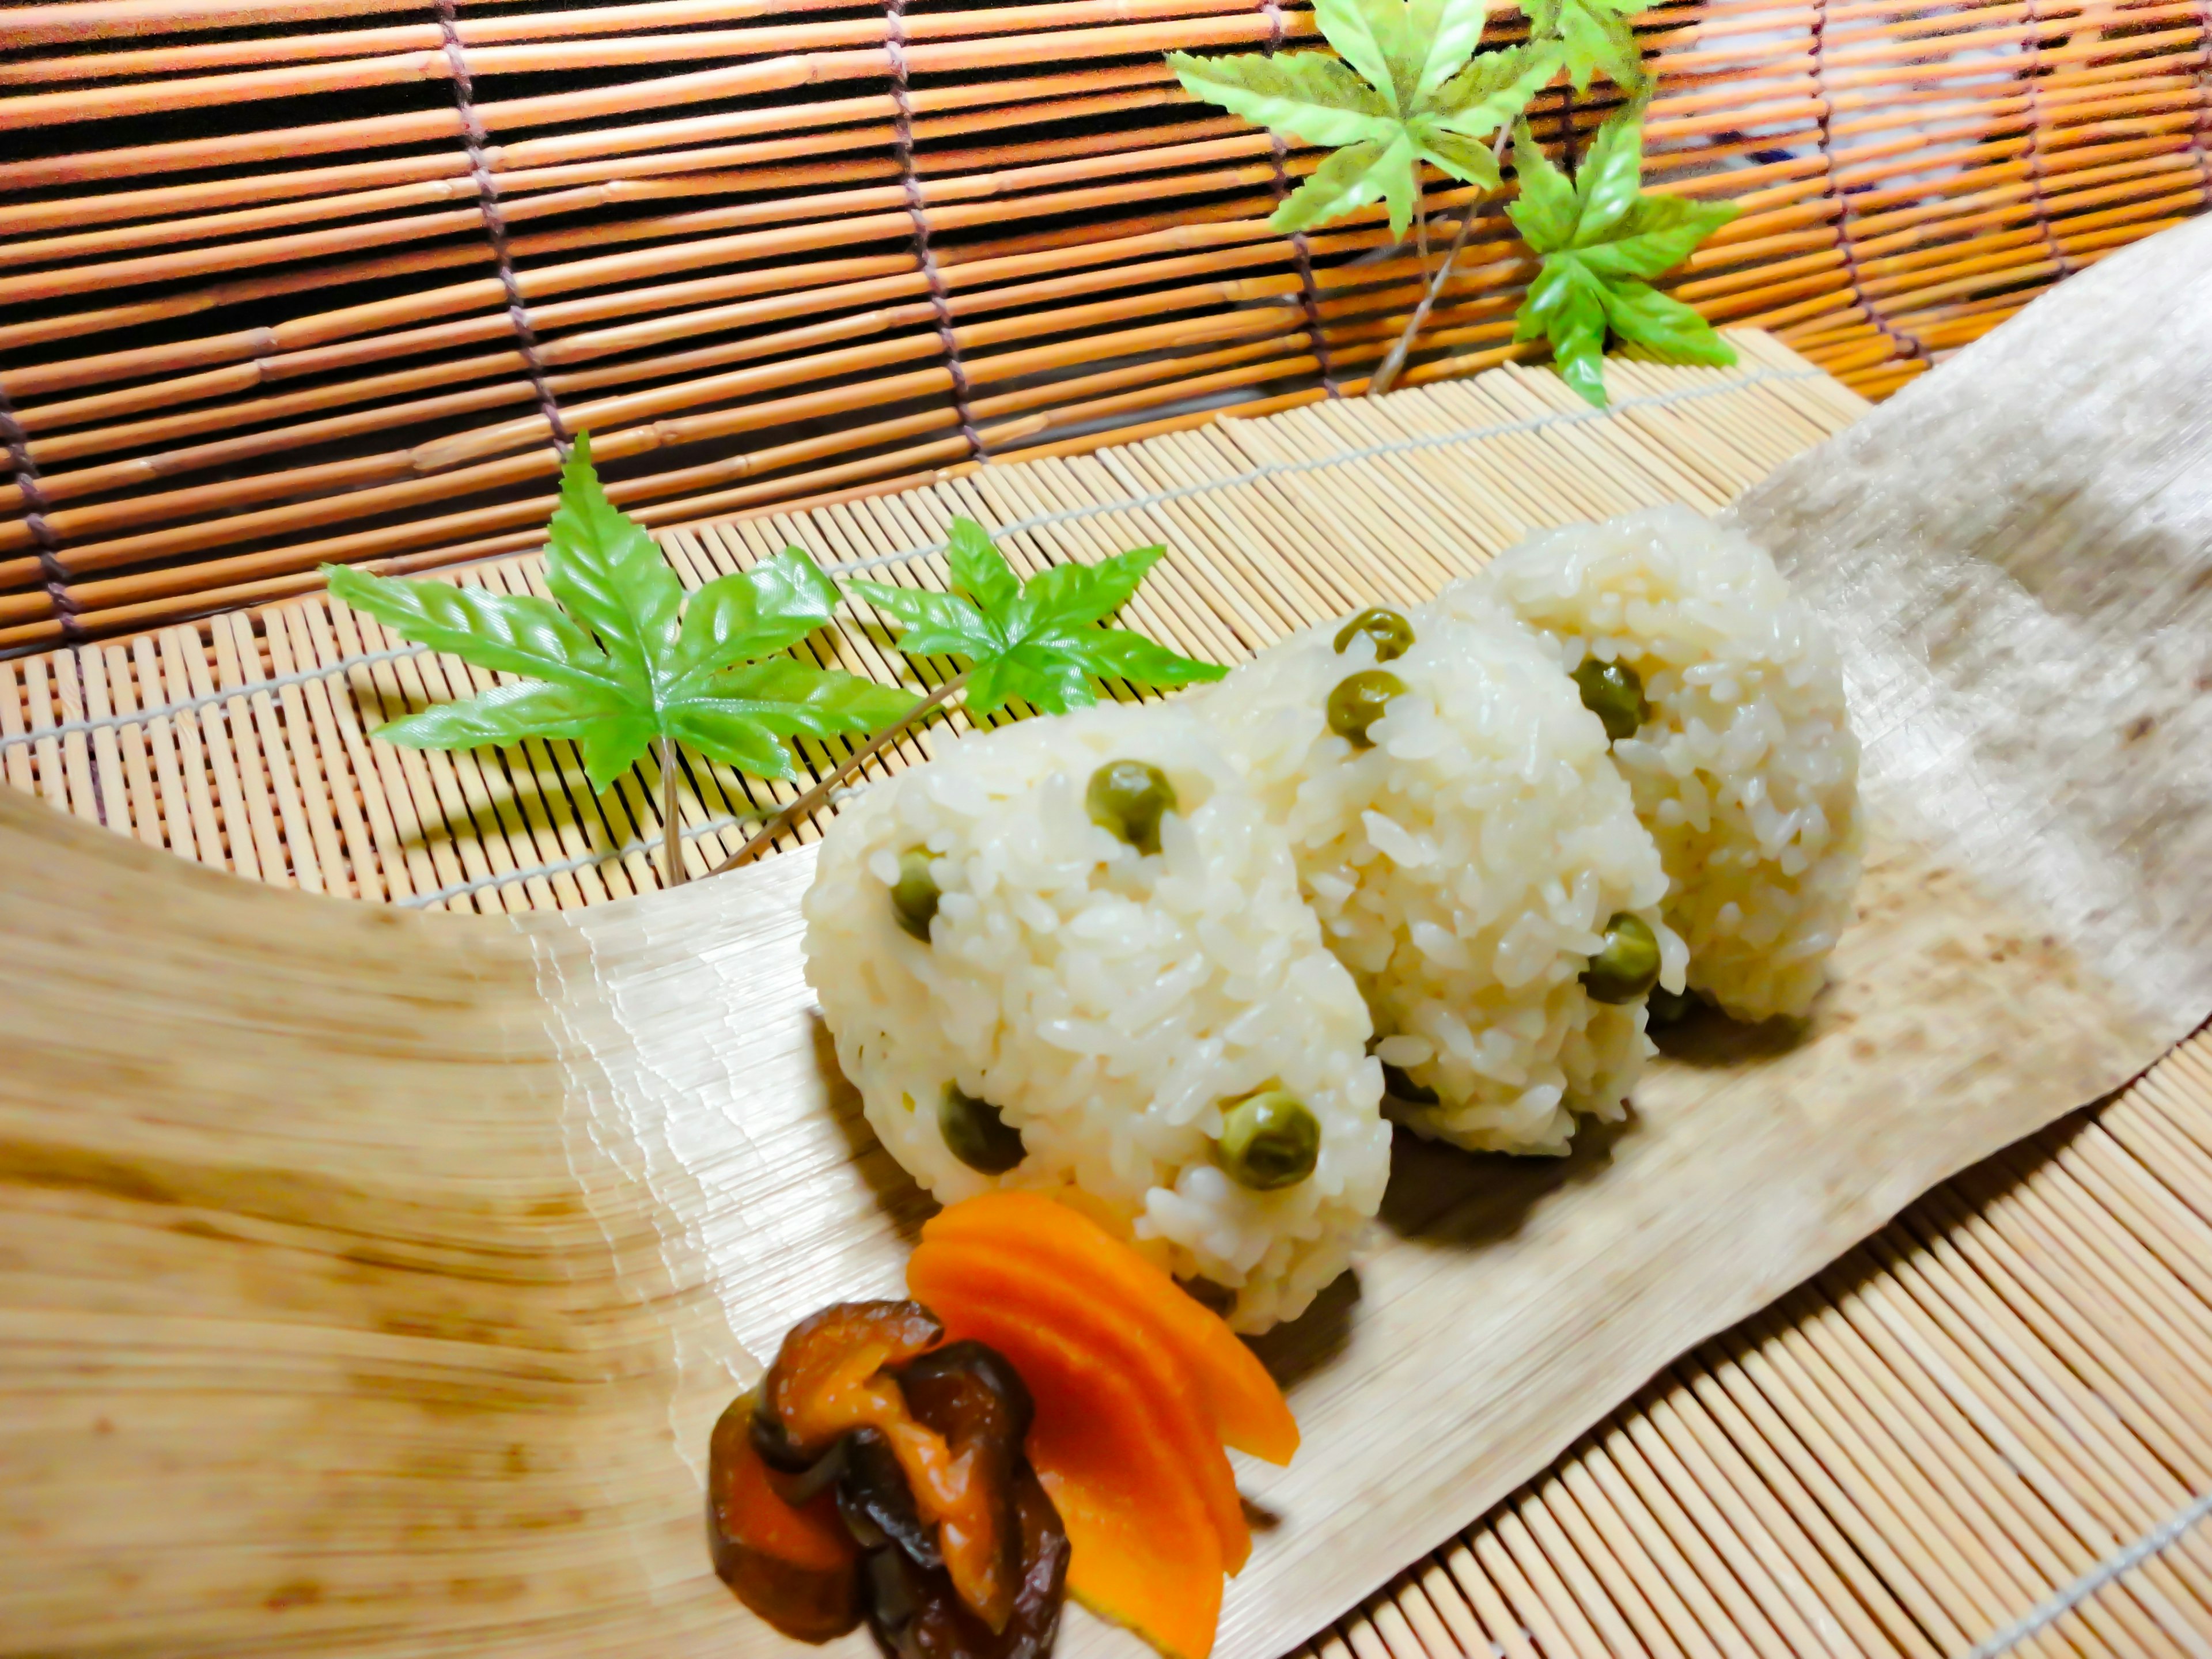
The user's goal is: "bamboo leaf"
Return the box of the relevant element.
[369,680,631,753]
[1571,102,1649,242]
[1508,105,1737,406]
[321,565,619,695]
[1273,131,1421,238]
[1413,123,1503,189]
[1505,119,1580,252]
[1404,0,1497,101]
[541,431,683,681]
[944,516,1022,614]
[1599,280,1740,365]
[327,433,921,810]
[1527,0,1650,90]
[1165,50,1393,146]
[1425,41,1563,138]
[672,546,840,683]
[857,518,1225,719]
[1312,0,1404,110]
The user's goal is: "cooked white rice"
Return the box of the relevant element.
[1191,595,1684,1156]
[801,702,1389,1333]
[1463,505,1862,1021]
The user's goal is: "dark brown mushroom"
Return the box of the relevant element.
[863,1463,1069,1659]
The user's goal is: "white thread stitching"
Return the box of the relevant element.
[1,365,1820,750]
[1963,1490,2212,1658]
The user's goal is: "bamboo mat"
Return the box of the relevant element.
[1298,1031,2212,1659]
[6,328,2211,1658]
[0,328,1863,908]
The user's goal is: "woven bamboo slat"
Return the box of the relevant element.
[1,0,2204,651]
[0,330,1868,905]
[1295,1028,2212,1659]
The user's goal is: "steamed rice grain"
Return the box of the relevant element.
[1193,595,1684,1156]
[1464,505,1862,1021]
[802,703,1389,1332]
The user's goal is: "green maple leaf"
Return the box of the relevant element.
[848,517,1226,718]
[1169,0,1562,240]
[1506,106,1739,408]
[1527,0,1653,92]
[323,432,911,791]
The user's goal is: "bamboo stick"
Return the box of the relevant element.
[0,0,883,83]
[0,12,1312,134]
[0,67,1177,236]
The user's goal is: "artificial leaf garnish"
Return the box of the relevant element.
[1506,107,1739,408]
[848,517,1226,718]
[1527,0,1653,92]
[1169,0,1562,238]
[324,433,911,794]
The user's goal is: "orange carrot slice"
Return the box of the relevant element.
[910,1238,1250,1573]
[921,1191,1300,1465]
[909,1244,1226,1659]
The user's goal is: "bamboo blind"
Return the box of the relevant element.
[0,330,1869,907]
[2,0,2206,653]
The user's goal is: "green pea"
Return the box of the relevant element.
[1572,656,1649,743]
[1085,759,1177,855]
[1326,669,1406,749]
[889,846,940,941]
[939,1085,1025,1174]
[1379,1060,1439,1107]
[1582,912,1661,1004]
[1645,986,1696,1028]
[1214,1090,1320,1190]
[1332,607,1415,663]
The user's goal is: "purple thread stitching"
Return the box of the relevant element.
[1810,0,1928,365]
[2018,5,2078,281]
[0,383,81,641]
[886,0,988,460]
[435,0,570,456]
[1260,0,1340,396]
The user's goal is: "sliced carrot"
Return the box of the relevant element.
[910,1238,1250,1573]
[909,1244,1226,1659]
[922,1191,1300,1465]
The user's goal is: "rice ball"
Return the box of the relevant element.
[1463,504,1862,1021]
[1192,596,1684,1157]
[802,702,1389,1333]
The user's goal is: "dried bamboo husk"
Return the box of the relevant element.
[6,237,2212,1659]
[1,0,2204,645]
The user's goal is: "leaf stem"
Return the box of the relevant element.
[660,734,688,888]
[707,666,972,877]
[1412,175,1430,283]
[1371,129,1515,398]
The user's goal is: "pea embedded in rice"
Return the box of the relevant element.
[801,702,1389,1333]
[1192,595,1684,1157]
[1463,504,1862,1022]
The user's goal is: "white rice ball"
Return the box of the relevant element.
[1192,596,1683,1157]
[1464,504,1862,1021]
[802,702,1389,1333]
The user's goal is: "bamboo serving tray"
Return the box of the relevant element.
[5,334,2210,1659]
